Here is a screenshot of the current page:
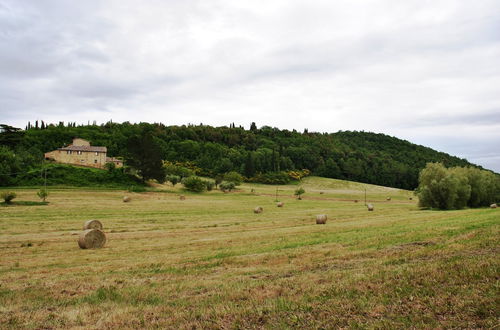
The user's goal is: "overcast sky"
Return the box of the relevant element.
[1,0,499,172]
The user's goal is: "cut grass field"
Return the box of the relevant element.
[0,177,498,328]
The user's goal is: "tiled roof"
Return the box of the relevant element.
[59,145,107,152]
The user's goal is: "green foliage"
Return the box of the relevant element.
[249,171,291,185]
[223,171,243,186]
[163,164,194,179]
[416,163,499,210]
[13,163,142,187]
[182,176,206,192]
[219,181,236,192]
[128,185,147,193]
[104,162,116,172]
[125,128,165,183]
[1,122,488,190]
[166,174,181,186]
[214,174,224,188]
[205,180,215,191]
[294,187,305,200]
[37,188,48,202]
[1,191,17,204]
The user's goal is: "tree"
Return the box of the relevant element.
[125,129,165,183]
[294,187,305,200]
[416,163,471,210]
[224,171,243,186]
[219,181,235,192]
[166,174,181,186]
[37,188,48,202]
[1,191,17,204]
[250,122,257,131]
[214,174,224,188]
[182,176,206,192]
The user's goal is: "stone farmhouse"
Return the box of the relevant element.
[44,138,123,169]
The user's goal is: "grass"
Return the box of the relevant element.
[0,177,498,328]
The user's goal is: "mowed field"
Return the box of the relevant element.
[0,177,498,329]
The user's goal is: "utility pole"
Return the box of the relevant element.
[364,188,367,206]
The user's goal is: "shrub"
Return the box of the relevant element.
[1,191,17,204]
[37,188,48,202]
[182,176,206,192]
[223,171,243,186]
[205,180,215,191]
[104,162,116,172]
[416,163,500,210]
[294,187,305,200]
[164,163,194,179]
[219,181,236,192]
[248,171,291,185]
[166,175,181,187]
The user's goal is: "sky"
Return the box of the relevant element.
[1,0,499,172]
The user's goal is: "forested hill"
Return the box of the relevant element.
[1,122,478,189]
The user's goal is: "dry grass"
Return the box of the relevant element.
[0,177,498,328]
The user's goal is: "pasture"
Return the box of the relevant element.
[0,177,498,328]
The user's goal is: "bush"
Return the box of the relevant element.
[37,188,48,202]
[223,171,243,186]
[219,181,236,192]
[166,174,181,187]
[164,164,194,179]
[205,180,215,191]
[250,172,291,185]
[1,191,17,204]
[416,163,499,210]
[182,176,206,192]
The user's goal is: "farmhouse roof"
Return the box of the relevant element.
[59,145,107,152]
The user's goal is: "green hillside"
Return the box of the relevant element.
[1,122,481,189]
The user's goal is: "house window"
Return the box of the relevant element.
[95,152,98,156]
[67,150,72,154]
[94,160,97,164]
[77,151,82,155]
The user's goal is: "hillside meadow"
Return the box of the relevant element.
[0,177,498,328]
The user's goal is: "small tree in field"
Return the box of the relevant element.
[37,188,48,202]
[219,181,236,192]
[1,191,17,204]
[223,171,243,186]
[294,187,305,200]
[182,176,206,192]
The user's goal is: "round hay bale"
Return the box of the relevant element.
[319,191,324,195]
[123,196,131,203]
[254,206,263,214]
[386,197,391,201]
[354,199,358,203]
[180,195,186,200]
[409,197,413,200]
[367,203,374,211]
[78,229,106,249]
[83,219,103,230]
[276,202,284,207]
[491,203,497,209]
[316,214,327,224]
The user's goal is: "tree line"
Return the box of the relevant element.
[0,121,490,189]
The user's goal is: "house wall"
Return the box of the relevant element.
[46,150,107,168]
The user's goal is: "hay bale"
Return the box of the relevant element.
[78,229,106,249]
[386,197,391,201]
[367,203,374,211]
[123,196,131,203]
[254,206,263,214]
[409,197,413,200]
[276,202,284,207]
[180,195,186,200]
[319,191,324,195]
[491,203,497,209]
[354,199,358,203]
[83,219,103,230]
[316,214,327,224]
